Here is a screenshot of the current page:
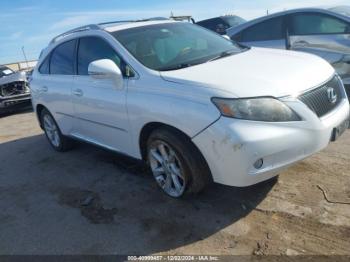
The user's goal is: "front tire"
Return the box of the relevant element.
[40,108,73,152]
[147,127,212,198]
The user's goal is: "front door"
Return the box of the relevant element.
[72,36,131,154]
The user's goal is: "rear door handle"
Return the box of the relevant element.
[73,89,83,97]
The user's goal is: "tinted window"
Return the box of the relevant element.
[78,37,121,75]
[241,16,284,42]
[39,56,50,74]
[50,40,76,75]
[290,13,350,35]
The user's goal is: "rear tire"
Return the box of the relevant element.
[40,108,73,152]
[147,127,212,198]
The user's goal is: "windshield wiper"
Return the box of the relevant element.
[160,63,195,71]
[206,50,237,62]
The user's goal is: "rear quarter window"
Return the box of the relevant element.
[39,56,50,74]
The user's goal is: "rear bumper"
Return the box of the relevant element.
[0,93,31,110]
[192,99,350,187]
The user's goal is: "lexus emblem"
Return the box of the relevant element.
[327,87,337,104]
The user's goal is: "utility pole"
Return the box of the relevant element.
[21,46,29,70]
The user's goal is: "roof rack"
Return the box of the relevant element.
[49,17,169,45]
[98,17,168,26]
[49,24,101,44]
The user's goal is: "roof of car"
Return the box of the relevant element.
[227,7,350,36]
[103,19,177,32]
[48,18,178,45]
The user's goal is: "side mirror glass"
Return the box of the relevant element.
[88,59,123,88]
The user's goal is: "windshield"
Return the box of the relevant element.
[0,66,14,78]
[111,22,243,71]
[224,16,246,27]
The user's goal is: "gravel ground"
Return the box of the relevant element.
[0,109,349,255]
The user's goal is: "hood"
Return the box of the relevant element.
[160,47,335,98]
[0,71,27,86]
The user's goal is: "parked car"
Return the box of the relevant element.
[226,8,350,94]
[329,6,350,17]
[196,15,246,35]
[31,19,349,198]
[0,66,31,112]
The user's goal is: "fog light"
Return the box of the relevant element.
[254,158,264,169]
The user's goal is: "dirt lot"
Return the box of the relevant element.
[0,109,350,255]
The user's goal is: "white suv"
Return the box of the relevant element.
[31,19,349,198]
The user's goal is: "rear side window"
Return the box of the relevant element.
[77,37,121,75]
[50,39,76,75]
[241,16,284,42]
[39,56,50,74]
[290,13,350,35]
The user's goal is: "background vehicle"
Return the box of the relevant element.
[31,20,349,198]
[329,6,350,17]
[227,8,350,95]
[196,15,246,35]
[0,66,31,112]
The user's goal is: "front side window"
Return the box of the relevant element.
[50,39,76,75]
[77,37,121,75]
[290,13,350,35]
[241,16,284,42]
[111,23,243,71]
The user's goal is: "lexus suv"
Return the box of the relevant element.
[31,19,349,198]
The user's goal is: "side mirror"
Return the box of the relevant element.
[88,59,123,88]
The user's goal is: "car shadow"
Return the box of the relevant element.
[0,134,276,254]
[0,105,33,118]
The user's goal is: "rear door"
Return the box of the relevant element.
[287,12,350,67]
[237,16,287,49]
[72,36,132,154]
[32,39,76,135]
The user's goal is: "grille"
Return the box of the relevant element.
[298,76,344,117]
[0,81,26,97]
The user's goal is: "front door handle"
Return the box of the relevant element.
[73,89,83,97]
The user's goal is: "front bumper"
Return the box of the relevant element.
[0,93,31,110]
[192,98,350,187]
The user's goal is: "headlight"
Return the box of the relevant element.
[212,97,301,122]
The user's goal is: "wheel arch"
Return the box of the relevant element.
[36,104,47,129]
[138,122,211,175]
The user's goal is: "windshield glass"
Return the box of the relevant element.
[0,66,14,78]
[111,22,243,71]
[224,16,246,27]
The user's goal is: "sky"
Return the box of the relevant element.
[0,0,349,64]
